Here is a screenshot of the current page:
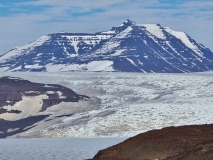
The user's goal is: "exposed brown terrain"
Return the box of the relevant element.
[93,124,213,160]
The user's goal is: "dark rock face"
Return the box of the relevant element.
[0,19,213,73]
[0,76,88,138]
[0,76,86,111]
[93,124,213,160]
[0,115,49,138]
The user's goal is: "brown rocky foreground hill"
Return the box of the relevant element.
[93,124,213,160]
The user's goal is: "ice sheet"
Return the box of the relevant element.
[1,72,213,138]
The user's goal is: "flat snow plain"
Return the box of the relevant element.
[0,138,126,160]
[1,72,213,137]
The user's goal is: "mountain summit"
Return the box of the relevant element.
[0,20,213,72]
[123,19,136,26]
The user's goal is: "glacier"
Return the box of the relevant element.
[1,71,213,138]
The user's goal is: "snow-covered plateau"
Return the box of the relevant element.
[1,72,213,138]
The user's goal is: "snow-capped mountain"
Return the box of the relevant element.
[0,19,213,72]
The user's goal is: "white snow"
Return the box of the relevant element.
[126,58,137,66]
[143,40,148,45]
[63,46,78,57]
[44,84,55,88]
[45,61,114,72]
[164,27,203,57]
[166,41,187,61]
[46,91,55,94]
[141,24,165,39]
[137,59,143,66]
[57,91,67,99]
[37,53,42,56]
[0,35,50,62]
[101,30,116,34]
[4,77,22,80]
[66,37,79,54]
[25,91,39,94]
[0,95,48,121]
[86,61,114,71]
[115,26,133,38]
[110,49,125,56]
[1,72,213,138]
[0,67,9,72]
[93,39,121,55]
[63,34,113,54]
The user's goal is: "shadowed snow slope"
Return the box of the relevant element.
[0,19,213,72]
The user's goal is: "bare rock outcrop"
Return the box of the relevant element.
[93,124,213,160]
[0,76,88,138]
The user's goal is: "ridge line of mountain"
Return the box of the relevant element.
[0,19,213,73]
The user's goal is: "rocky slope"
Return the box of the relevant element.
[0,76,96,138]
[0,19,213,72]
[93,124,213,160]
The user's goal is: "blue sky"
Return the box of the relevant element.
[0,0,213,54]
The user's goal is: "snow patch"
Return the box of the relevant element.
[141,24,165,39]
[101,30,116,34]
[63,34,113,54]
[0,35,50,62]
[93,40,121,55]
[45,61,114,72]
[87,61,114,71]
[164,28,203,57]
[115,26,133,38]
[46,91,55,94]
[0,95,48,121]
[126,58,137,66]
[110,49,125,56]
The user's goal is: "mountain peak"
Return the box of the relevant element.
[123,19,136,26]
[0,20,213,73]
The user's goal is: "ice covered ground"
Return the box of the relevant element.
[0,138,126,160]
[1,72,213,137]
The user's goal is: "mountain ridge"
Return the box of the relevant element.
[0,19,213,72]
[0,76,94,138]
